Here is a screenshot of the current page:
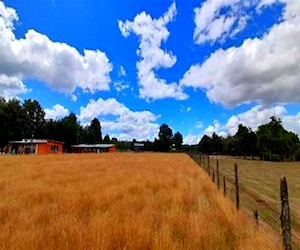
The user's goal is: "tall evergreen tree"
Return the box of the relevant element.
[103,134,111,143]
[23,99,45,138]
[60,113,80,152]
[0,98,9,148]
[173,131,183,151]
[5,99,26,141]
[89,118,102,143]
[157,123,173,152]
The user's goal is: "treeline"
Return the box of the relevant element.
[1,97,299,160]
[197,117,300,161]
[0,98,108,152]
[116,124,183,152]
[0,98,183,153]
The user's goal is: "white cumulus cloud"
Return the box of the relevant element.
[183,133,201,145]
[282,112,300,135]
[0,74,28,99]
[224,105,287,135]
[0,1,112,99]
[118,2,187,101]
[203,105,300,137]
[181,0,300,106]
[45,104,69,120]
[78,98,160,141]
[193,0,250,44]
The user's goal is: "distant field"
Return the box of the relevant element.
[0,153,281,249]
[208,156,300,248]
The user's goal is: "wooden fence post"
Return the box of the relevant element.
[216,160,220,189]
[254,210,259,225]
[207,156,210,176]
[212,169,215,182]
[280,177,292,250]
[223,176,226,197]
[234,163,239,210]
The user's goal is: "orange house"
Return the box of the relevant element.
[8,139,64,155]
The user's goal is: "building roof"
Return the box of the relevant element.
[71,144,115,148]
[134,143,144,147]
[8,139,64,144]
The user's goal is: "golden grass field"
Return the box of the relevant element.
[0,153,281,249]
[208,156,300,248]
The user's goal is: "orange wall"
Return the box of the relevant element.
[37,141,63,154]
[109,146,116,152]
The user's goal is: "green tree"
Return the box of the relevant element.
[157,123,173,152]
[173,131,183,151]
[116,141,131,151]
[60,113,80,152]
[5,98,26,141]
[85,118,102,143]
[198,133,224,154]
[144,140,154,151]
[257,117,299,161]
[111,137,118,144]
[103,134,110,143]
[130,139,137,150]
[0,98,9,148]
[23,99,45,138]
[234,124,257,157]
[223,136,236,155]
[211,132,224,154]
[44,119,60,141]
[198,135,213,154]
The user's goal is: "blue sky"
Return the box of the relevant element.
[0,0,299,143]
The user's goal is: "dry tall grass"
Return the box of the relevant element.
[0,153,281,249]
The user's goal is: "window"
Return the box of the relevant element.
[50,145,59,152]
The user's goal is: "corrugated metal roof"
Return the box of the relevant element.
[9,139,48,144]
[8,139,64,144]
[71,144,115,148]
[134,143,144,147]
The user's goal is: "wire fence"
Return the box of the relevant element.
[187,152,299,250]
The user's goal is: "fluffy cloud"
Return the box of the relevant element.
[193,0,249,44]
[204,120,228,137]
[203,105,300,137]
[78,98,160,141]
[118,2,187,101]
[114,81,130,92]
[118,66,126,77]
[282,112,300,135]
[45,104,69,120]
[193,0,288,44]
[0,74,28,99]
[224,105,287,135]
[185,104,299,145]
[0,1,112,99]
[182,0,300,106]
[183,134,200,145]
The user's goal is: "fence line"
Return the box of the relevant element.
[187,152,296,249]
